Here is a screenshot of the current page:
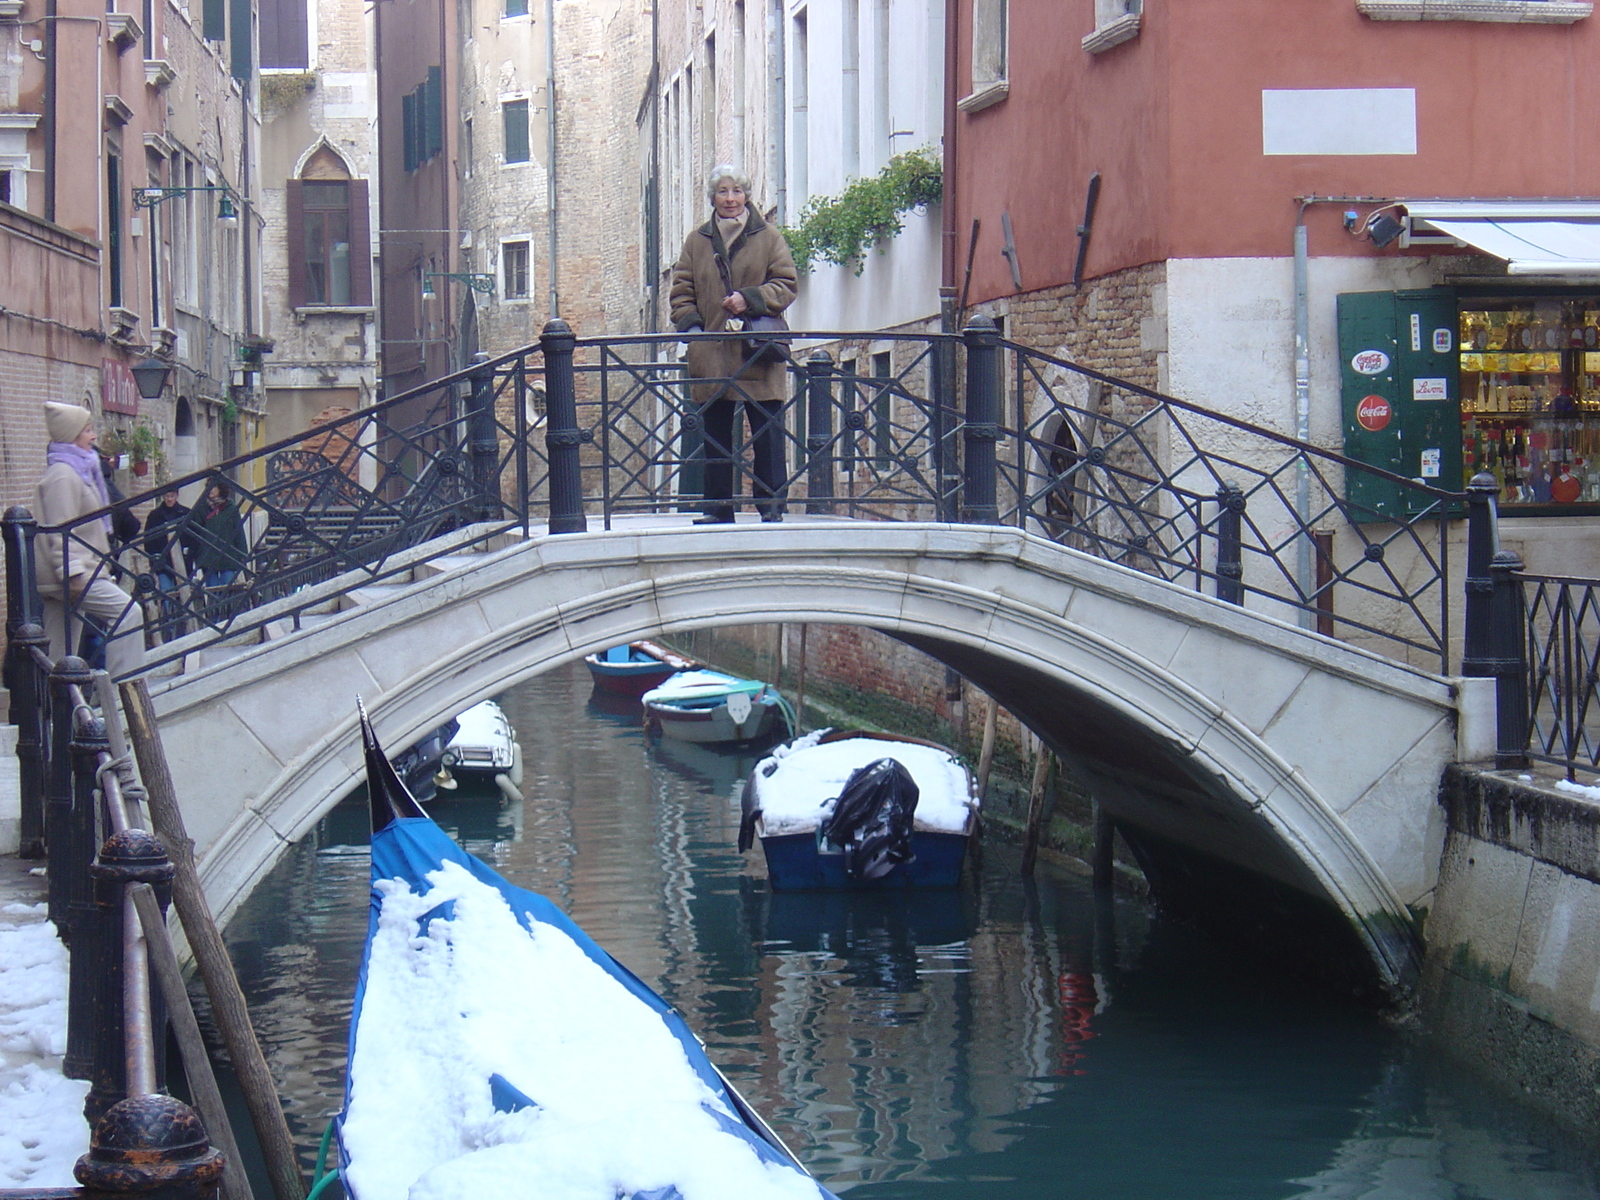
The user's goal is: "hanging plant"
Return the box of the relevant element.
[782,148,943,276]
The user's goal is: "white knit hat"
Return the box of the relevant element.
[44,402,92,444]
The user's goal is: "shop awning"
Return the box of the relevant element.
[1404,200,1600,277]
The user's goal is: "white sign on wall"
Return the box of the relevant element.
[1261,89,1417,156]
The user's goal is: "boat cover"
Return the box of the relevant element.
[340,764,838,1200]
[818,758,920,881]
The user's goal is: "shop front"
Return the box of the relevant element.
[1338,286,1600,521]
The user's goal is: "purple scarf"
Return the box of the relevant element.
[46,442,111,533]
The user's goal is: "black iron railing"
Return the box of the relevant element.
[1520,572,1600,778]
[8,317,1475,680]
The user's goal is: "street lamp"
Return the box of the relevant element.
[129,357,173,400]
[133,184,243,224]
[423,272,497,300]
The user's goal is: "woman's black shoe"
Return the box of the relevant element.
[693,511,735,525]
[760,511,783,523]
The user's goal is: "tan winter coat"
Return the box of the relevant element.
[34,462,112,597]
[668,205,799,405]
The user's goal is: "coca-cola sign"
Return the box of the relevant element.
[1350,349,1390,375]
[1356,394,1392,432]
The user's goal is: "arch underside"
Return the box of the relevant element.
[166,528,1438,994]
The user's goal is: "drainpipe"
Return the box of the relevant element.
[546,0,558,317]
[1293,201,1311,624]
[940,0,958,309]
[770,0,785,222]
[646,0,659,332]
[44,0,56,223]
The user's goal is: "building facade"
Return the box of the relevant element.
[948,0,1600,570]
[0,0,265,509]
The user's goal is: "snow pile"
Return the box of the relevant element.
[0,906,89,1187]
[1555,778,1600,802]
[341,861,824,1200]
[750,736,976,836]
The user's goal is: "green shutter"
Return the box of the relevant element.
[1338,290,1404,522]
[425,66,443,161]
[203,0,226,40]
[503,99,529,163]
[229,0,251,79]
[1393,288,1463,513]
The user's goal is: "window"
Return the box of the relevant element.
[403,70,444,172]
[960,0,1007,112]
[842,0,859,180]
[505,0,528,16]
[1083,0,1140,54]
[503,98,530,164]
[871,350,892,465]
[791,10,808,203]
[286,154,372,309]
[107,152,124,308]
[260,0,309,68]
[503,240,530,299]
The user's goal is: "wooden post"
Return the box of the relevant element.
[975,697,998,802]
[794,623,808,734]
[119,679,306,1200]
[1020,742,1052,877]
[1091,801,1115,893]
[130,883,255,1200]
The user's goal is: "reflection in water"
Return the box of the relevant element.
[223,662,1600,1196]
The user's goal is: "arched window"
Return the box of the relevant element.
[286,146,372,308]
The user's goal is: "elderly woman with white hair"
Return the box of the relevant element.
[669,164,799,523]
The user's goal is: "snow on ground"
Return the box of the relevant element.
[1556,778,1600,802]
[750,732,977,835]
[0,904,89,1187]
[342,860,827,1200]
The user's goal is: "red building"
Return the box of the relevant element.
[947,0,1600,561]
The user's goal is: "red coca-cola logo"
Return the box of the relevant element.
[1356,394,1392,432]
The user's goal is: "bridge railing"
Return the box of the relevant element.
[9,317,1470,678]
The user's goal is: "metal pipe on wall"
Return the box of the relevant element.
[546,0,559,316]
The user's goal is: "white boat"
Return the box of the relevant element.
[739,729,981,889]
[642,669,790,745]
[436,699,524,801]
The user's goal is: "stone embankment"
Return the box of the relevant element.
[1423,765,1600,1143]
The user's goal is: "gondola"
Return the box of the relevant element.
[332,704,839,1200]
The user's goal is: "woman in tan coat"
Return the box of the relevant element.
[34,401,145,677]
[669,165,799,523]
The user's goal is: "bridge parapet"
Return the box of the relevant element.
[18,320,1468,680]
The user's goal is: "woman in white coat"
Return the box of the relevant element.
[35,402,146,677]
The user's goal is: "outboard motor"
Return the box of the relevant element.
[819,758,919,881]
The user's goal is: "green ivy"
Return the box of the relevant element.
[782,148,942,276]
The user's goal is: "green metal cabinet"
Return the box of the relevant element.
[1337,288,1462,521]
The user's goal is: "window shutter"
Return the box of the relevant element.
[425,67,443,160]
[203,0,225,41]
[229,0,251,79]
[286,180,307,308]
[403,92,418,171]
[348,180,372,307]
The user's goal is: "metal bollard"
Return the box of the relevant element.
[1490,549,1530,770]
[1461,471,1500,678]
[804,351,836,515]
[961,316,1001,525]
[540,318,588,534]
[47,657,94,931]
[76,1093,225,1200]
[466,351,501,523]
[1216,482,1245,606]
[63,710,108,1091]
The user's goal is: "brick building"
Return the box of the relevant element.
[0,0,264,513]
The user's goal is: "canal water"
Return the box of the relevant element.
[220,661,1600,1197]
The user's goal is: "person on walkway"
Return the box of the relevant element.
[34,402,146,678]
[669,165,798,524]
[188,479,248,591]
[142,489,192,642]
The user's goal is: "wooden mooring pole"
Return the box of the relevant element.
[1020,741,1053,877]
[120,679,306,1200]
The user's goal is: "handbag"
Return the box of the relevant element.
[716,253,791,366]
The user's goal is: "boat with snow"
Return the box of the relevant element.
[584,639,701,697]
[642,669,790,745]
[327,704,841,1200]
[738,730,981,890]
[437,699,524,801]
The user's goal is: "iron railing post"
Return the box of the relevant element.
[467,351,501,523]
[962,315,1000,524]
[5,504,49,856]
[1461,471,1500,678]
[1216,483,1245,605]
[805,351,836,515]
[47,656,92,929]
[64,706,108,1098]
[1490,549,1530,770]
[75,1094,225,1199]
[541,318,588,534]
[933,332,959,522]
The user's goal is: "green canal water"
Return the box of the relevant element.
[220,661,1600,1197]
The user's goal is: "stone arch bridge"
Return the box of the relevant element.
[146,517,1477,995]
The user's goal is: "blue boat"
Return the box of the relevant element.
[584,640,700,697]
[739,730,981,891]
[331,705,840,1200]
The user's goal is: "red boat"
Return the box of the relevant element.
[583,639,701,696]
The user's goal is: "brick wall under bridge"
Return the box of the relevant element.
[139,519,1475,996]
